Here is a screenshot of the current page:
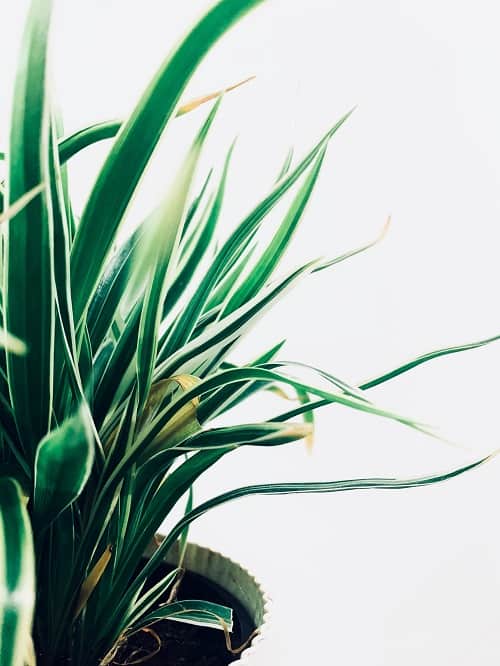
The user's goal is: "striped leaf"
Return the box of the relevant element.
[134,599,233,632]
[5,0,55,456]
[57,75,254,165]
[70,0,265,327]
[33,405,94,526]
[0,478,35,666]
[222,143,328,315]
[140,452,493,588]
[136,99,221,410]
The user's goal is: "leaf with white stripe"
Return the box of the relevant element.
[0,478,35,666]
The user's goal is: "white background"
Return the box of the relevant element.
[3,1,500,663]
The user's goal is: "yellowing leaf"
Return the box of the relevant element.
[0,328,27,355]
[74,545,113,619]
[177,76,255,116]
[267,385,295,401]
[141,375,202,455]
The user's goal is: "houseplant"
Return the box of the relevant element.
[0,0,498,664]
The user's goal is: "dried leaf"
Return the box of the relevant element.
[177,75,255,116]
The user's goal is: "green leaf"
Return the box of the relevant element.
[135,599,233,632]
[50,116,80,423]
[136,99,221,410]
[49,119,75,352]
[159,111,352,358]
[91,449,226,645]
[275,146,294,182]
[163,142,235,318]
[222,143,328,315]
[312,215,391,274]
[92,305,141,429]
[5,0,55,456]
[360,332,500,390]
[0,478,35,666]
[156,259,320,379]
[178,484,194,567]
[269,333,500,423]
[33,406,95,526]
[145,453,494,583]
[86,226,144,353]
[140,365,429,459]
[57,75,255,166]
[117,568,181,636]
[201,240,258,318]
[180,168,213,243]
[70,0,266,327]
[52,106,76,240]
[198,339,286,422]
[176,421,312,450]
[58,119,121,165]
[0,184,44,226]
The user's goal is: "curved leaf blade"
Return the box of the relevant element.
[140,453,493,589]
[70,0,265,327]
[135,599,233,632]
[58,75,254,166]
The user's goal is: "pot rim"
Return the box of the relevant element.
[151,538,272,664]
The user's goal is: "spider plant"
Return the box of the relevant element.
[0,1,497,665]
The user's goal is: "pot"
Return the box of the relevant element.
[142,539,271,664]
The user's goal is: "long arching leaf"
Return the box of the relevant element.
[70,0,265,327]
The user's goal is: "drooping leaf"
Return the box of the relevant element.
[134,599,233,632]
[140,452,494,590]
[175,420,312,450]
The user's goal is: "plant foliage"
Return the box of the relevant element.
[0,1,497,665]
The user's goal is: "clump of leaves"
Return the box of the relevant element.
[0,1,497,665]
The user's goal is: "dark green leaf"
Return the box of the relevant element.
[136,100,221,410]
[135,599,233,632]
[33,406,95,526]
[0,477,35,666]
[70,0,266,327]
[144,453,493,584]
[6,0,55,456]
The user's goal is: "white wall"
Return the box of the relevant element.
[3,1,500,663]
